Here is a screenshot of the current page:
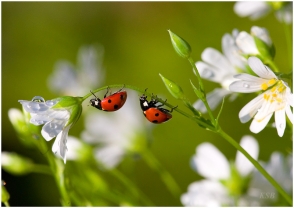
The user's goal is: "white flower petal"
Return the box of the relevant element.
[201,48,235,74]
[235,135,259,176]
[229,80,263,93]
[239,93,264,123]
[192,143,230,180]
[250,112,273,134]
[193,88,232,113]
[41,119,67,141]
[18,100,50,113]
[195,62,224,83]
[234,73,268,82]
[275,108,286,137]
[94,145,125,169]
[222,33,246,70]
[52,125,70,163]
[248,57,277,79]
[236,32,259,54]
[181,180,231,207]
[234,2,270,19]
[285,87,293,107]
[8,108,24,126]
[251,26,272,46]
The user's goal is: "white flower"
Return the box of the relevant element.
[234,2,271,20]
[247,152,292,205]
[47,44,105,96]
[193,30,247,113]
[229,57,293,137]
[81,91,150,169]
[234,2,292,24]
[18,96,83,163]
[181,135,259,206]
[236,26,272,57]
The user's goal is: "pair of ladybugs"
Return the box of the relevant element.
[90,87,176,124]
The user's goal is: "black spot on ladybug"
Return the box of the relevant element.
[108,99,112,103]
[114,104,119,109]
[120,95,124,100]
[152,120,158,123]
[155,113,159,117]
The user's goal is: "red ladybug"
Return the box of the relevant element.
[139,92,176,124]
[90,87,127,111]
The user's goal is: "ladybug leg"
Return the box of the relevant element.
[170,105,178,113]
[117,84,125,93]
[104,87,111,98]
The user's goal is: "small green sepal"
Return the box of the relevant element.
[168,30,191,59]
[159,73,185,100]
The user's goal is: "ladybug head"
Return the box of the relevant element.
[90,97,102,110]
[139,94,150,111]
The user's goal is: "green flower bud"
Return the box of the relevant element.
[2,181,10,204]
[52,96,83,126]
[159,73,185,100]
[2,152,34,175]
[168,30,191,59]
[253,36,275,60]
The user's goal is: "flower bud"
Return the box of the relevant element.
[2,181,10,204]
[159,73,185,100]
[168,30,191,59]
[2,152,33,175]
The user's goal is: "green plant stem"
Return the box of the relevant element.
[142,149,182,198]
[3,202,10,207]
[188,57,216,124]
[281,13,292,68]
[109,168,154,206]
[31,164,52,175]
[217,128,292,205]
[36,138,71,206]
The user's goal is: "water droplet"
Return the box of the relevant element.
[46,100,56,106]
[32,96,45,103]
[50,123,58,129]
[243,83,250,88]
[279,123,284,129]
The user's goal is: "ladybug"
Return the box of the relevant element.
[90,86,127,111]
[139,92,177,124]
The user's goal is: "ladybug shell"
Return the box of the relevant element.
[144,107,172,124]
[101,91,127,111]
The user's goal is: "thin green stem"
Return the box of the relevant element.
[109,168,154,206]
[31,164,52,175]
[217,128,292,206]
[188,57,216,124]
[142,149,182,198]
[3,202,10,207]
[36,138,71,206]
[281,11,293,68]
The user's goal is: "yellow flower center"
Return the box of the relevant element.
[260,78,277,90]
[262,81,286,104]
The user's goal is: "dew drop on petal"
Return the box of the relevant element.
[279,123,284,129]
[32,96,45,103]
[243,83,250,88]
[46,100,57,106]
[49,123,58,129]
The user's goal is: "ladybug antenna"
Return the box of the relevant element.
[90,90,99,100]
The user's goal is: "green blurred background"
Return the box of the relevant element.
[2,2,292,206]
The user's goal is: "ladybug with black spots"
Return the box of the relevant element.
[139,91,177,124]
[90,86,127,111]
